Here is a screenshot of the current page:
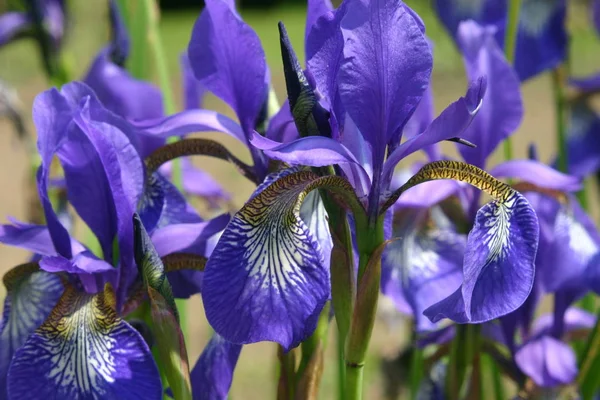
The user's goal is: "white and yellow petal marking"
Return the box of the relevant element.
[0,263,64,392]
[7,284,161,400]
[202,169,362,350]
[392,161,539,323]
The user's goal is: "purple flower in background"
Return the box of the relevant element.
[0,0,65,48]
[434,0,567,81]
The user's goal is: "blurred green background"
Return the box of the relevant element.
[1,0,600,398]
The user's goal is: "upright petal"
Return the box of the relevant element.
[108,0,130,66]
[181,53,205,111]
[457,21,522,168]
[188,0,268,133]
[0,264,64,399]
[425,191,539,323]
[190,334,242,400]
[202,169,355,349]
[338,0,431,160]
[7,284,162,399]
[402,84,440,161]
[305,0,334,48]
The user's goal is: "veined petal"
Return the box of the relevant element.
[300,191,333,270]
[0,264,64,399]
[425,191,539,323]
[202,169,362,349]
[7,284,162,400]
[190,334,242,400]
[338,0,431,158]
[457,20,523,168]
[490,160,581,192]
[188,0,268,132]
[382,77,486,189]
[515,336,576,388]
[381,208,465,331]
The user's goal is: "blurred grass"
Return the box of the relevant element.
[1,1,600,399]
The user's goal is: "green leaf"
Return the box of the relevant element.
[133,213,192,400]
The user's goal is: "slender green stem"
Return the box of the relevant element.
[552,67,569,173]
[502,0,521,161]
[409,344,424,400]
[337,329,346,400]
[483,353,505,400]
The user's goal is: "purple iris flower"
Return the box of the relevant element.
[0,80,234,398]
[433,0,567,81]
[382,20,577,328]
[184,0,543,354]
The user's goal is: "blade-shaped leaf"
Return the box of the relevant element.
[133,214,191,400]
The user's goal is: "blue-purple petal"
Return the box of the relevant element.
[515,335,577,388]
[489,160,581,192]
[202,170,330,350]
[457,20,522,168]
[566,101,600,178]
[0,12,30,46]
[425,191,538,323]
[190,334,242,400]
[7,285,162,400]
[0,268,63,400]
[188,0,268,133]
[338,0,431,159]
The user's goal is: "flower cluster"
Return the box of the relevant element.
[0,0,599,399]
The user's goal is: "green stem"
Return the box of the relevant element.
[409,343,424,400]
[552,67,569,173]
[345,216,385,400]
[502,0,521,161]
[337,329,346,400]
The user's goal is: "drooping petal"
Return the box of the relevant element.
[0,12,30,46]
[381,208,465,331]
[489,160,581,192]
[0,264,64,399]
[425,191,539,323]
[190,334,242,400]
[201,169,361,349]
[188,0,268,133]
[7,284,162,399]
[381,77,486,189]
[565,101,600,178]
[456,20,522,168]
[515,336,577,388]
[338,0,431,161]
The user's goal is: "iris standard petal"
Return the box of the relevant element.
[0,264,63,400]
[425,191,539,323]
[338,0,431,159]
[202,170,336,350]
[188,0,268,132]
[401,85,440,161]
[382,77,486,189]
[515,335,577,388]
[190,334,242,400]
[84,48,164,121]
[181,53,205,111]
[381,208,465,331]
[457,20,522,168]
[7,284,162,400]
[489,160,581,192]
[305,0,334,47]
